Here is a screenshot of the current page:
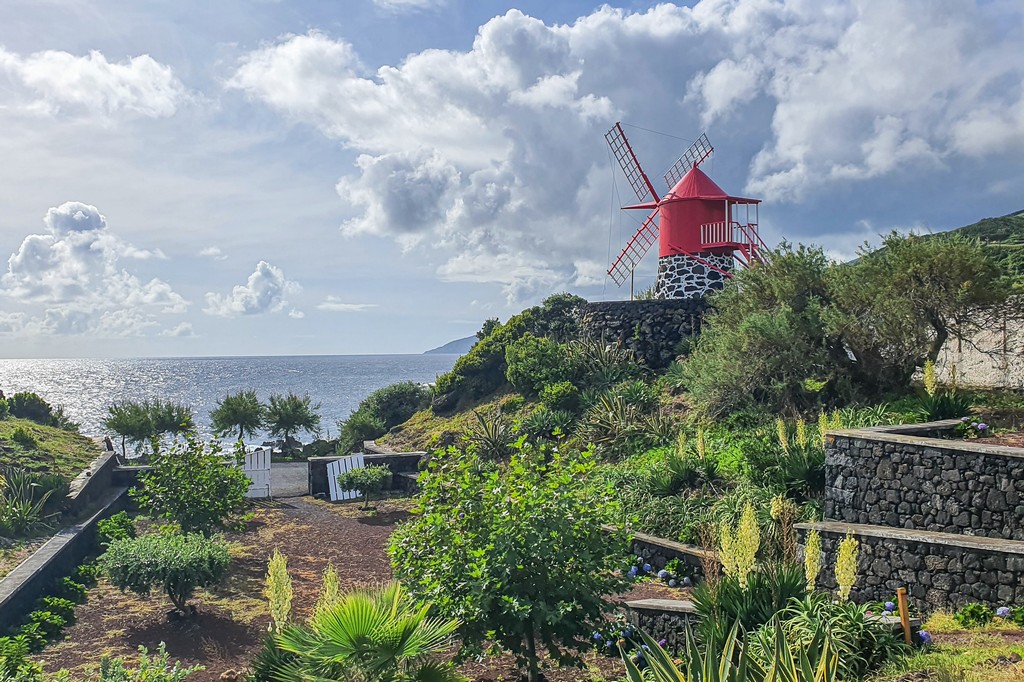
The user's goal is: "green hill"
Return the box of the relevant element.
[944,209,1024,282]
[0,418,102,476]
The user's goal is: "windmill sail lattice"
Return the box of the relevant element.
[607,211,659,286]
[605,123,659,203]
[663,133,713,189]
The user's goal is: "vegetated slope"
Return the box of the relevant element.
[944,209,1024,283]
[0,418,101,475]
[423,336,477,355]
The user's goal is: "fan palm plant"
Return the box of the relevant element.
[274,582,463,682]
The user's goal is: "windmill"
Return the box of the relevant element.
[605,122,767,299]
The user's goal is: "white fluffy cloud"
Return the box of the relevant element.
[204,260,301,317]
[0,47,187,119]
[229,2,1024,299]
[199,246,228,261]
[0,202,189,336]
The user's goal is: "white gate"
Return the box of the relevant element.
[326,453,365,502]
[243,447,272,499]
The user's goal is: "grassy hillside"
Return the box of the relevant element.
[0,417,102,475]
[944,209,1024,283]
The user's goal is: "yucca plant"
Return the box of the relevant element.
[466,411,514,460]
[274,582,463,682]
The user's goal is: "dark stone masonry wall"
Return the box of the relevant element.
[656,253,733,300]
[626,602,699,652]
[824,430,1024,540]
[627,530,710,580]
[798,523,1024,611]
[580,299,708,370]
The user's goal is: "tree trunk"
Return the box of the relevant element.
[526,625,539,682]
[238,425,244,441]
[926,317,949,365]
[121,435,126,458]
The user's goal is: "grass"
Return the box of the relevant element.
[378,391,534,452]
[875,635,1024,682]
[0,417,102,475]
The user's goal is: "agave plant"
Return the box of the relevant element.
[0,468,56,538]
[275,582,463,682]
[466,410,515,460]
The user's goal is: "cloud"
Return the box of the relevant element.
[229,2,1024,299]
[0,48,187,118]
[0,201,189,336]
[199,246,228,261]
[316,296,377,312]
[161,322,195,337]
[203,260,300,317]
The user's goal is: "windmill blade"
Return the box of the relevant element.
[608,209,660,286]
[663,132,714,188]
[605,122,660,203]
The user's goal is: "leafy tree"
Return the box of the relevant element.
[130,435,250,535]
[148,399,195,436]
[100,531,230,614]
[476,317,500,340]
[103,401,155,458]
[504,333,571,396]
[337,411,386,455]
[8,393,54,425]
[210,390,265,441]
[274,582,462,682]
[389,440,628,682]
[335,464,392,510]
[265,393,321,449]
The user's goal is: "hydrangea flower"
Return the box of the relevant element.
[658,639,668,648]
[642,563,652,572]
[884,601,896,612]
[682,577,693,587]
[636,555,644,564]
[628,566,638,578]
[997,606,1012,618]
[668,579,677,587]
[657,569,670,580]
[971,422,979,428]
[961,416,971,422]
[918,630,932,646]
[978,423,988,431]
[593,632,603,642]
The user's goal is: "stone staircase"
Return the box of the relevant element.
[797,420,1024,611]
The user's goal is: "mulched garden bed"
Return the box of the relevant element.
[34,497,660,681]
[975,432,1024,448]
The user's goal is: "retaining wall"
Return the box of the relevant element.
[824,425,1024,540]
[579,299,708,370]
[626,529,713,580]
[63,452,119,518]
[798,521,1024,611]
[625,599,698,651]
[0,486,128,632]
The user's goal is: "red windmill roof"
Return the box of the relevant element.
[667,166,760,203]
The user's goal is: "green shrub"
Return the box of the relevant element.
[336,410,386,454]
[954,602,994,628]
[10,428,35,449]
[0,635,38,678]
[337,382,431,453]
[335,465,392,510]
[248,634,298,682]
[539,381,579,412]
[0,468,57,538]
[519,407,575,441]
[8,393,54,426]
[16,622,47,653]
[466,411,516,461]
[71,563,100,587]
[505,333,571,396]
[25,611,65,639]
[38,597,76,625]
[0,398,9,420]
[55,577,87,604]
[131,435,250,535]
[100,532,231,613]
[911,391,973,421]
[565,339,644,389]
[390,440,628,682]
[97,511,136,547]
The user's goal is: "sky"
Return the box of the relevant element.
[0,0,1022,358]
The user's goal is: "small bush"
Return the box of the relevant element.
[505,333,571,396]
[954,602,994,628]
[94,643,204,681]
[10,427,36,449]
[38,597,76,624]
[336,465,392,510]
[912,391,973,421]
[8,393,54,426]
[336,410,386,454]
[539,381,579,412]
[56,577,88,604]
[0,398,9,420]
[100,532,231,613]
[26,610,66,639]
[519,407,575,441]
[97,511,136,547]
[337,382,431,453]
[71,563,100,587]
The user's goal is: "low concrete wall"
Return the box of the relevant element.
[308,452,424,499]
[798,521,1024,611]
[824,424,1024,540]
[64,452,119,518]
[0,486,128,632]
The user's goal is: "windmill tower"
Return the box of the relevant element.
[605,123,766,299]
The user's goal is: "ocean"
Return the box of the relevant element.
[0,355,459,439]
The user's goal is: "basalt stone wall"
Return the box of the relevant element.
[627,530,712,580]
[656,253,733,300]
[626,601,699,652]
[580,299,708,370]
[797,522,1024,611]
[824,428,1024,540]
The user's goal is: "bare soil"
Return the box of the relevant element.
[976,432,1024,448]
[35,497,665,681]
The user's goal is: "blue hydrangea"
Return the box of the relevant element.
[997,606,1012,618]
[628,566,638,578]
[978,423,988,431]
[668,579,677,587]
[657,569,670,579]
[961,416,970,422]
[884,601,896,612]
[918,630,932,646]
[658,639,668,648]
[682,576,693,587]
[642,563,652,572]
[593,632,603,642]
